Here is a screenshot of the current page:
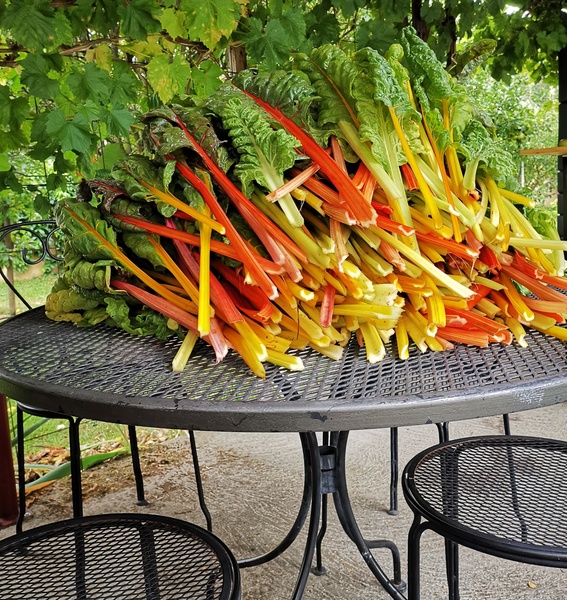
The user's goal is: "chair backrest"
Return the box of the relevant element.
[0,220,61,319]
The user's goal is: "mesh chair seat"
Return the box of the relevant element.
[0,513,241,600]
[402,436,567,599]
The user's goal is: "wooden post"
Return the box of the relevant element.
[0,394,18,527]
[226,44,247,76]
[559,47,567,240]
[2,218,16,316]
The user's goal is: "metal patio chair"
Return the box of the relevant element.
[0,513,240,600]
[387,414,510,515]
[402,435,567,599]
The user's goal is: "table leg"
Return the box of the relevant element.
[237,433,313,569]
[332,431,407,600]
[289,432,322,600]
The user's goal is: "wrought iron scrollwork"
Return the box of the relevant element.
[0,220,62,313]
[0,219,62,265]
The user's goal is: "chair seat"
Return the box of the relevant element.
[0,513,240,600]
[402,435,567,567]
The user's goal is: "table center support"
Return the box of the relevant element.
[285,432,408,600]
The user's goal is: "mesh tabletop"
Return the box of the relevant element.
[406,436,567,555]
[0,308,567,432]
[0,514,238,600]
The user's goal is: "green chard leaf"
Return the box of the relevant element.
[122,232,164,268]
[63,258,115,292]
[401,26,454,102]
[458,120,516,189]
[104,297,174,339]
[352,47,424,168]
[145,105,234,174]
[206,86,298,194]
[45,281,102,323]
[54,197,120,261]
[206,85,303,225]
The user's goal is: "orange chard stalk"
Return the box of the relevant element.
[146,235,202,308]
[436,326,490,347]
[371,200,394,216]
[330,136,348,174]
[110,279,199,334]
[293,170,343,206]
[115,213,285,276]
[479,246,501,274]
[322,202,354,225]
[320,283,336,328]
[242,91,376,225]
[175,161,277,299]
[213,259,274,321]
[498,272,534,322]
[373,216,416,237]
[414,231,478,260]
[361,173,376,202]
[400,163,419,191]
[500,265,567,303]
[522,296,567,315]
[445,306,508,336]
[266,162,320,202]
[489,290,511,317]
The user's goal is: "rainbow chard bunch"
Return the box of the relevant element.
[47,27,567,378]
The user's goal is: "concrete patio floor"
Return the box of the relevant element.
[2,403,567,599]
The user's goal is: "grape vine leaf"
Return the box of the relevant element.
[118,0,162,40]
[279,9,306,48]
[20,55,61,99]
[242,17,287,70]
[182,0,243,50]
[0,154,9,172]
[160,7,188,39]
[147,54,193,103]
[0,0,56,51]
[110,62,142,106]
[0,87,29,130]
[74,0,119,35]
[100,106,136,137]
[67,63,113,104]
[85,45,114,72]
[45,111,95,154]
[190,61,224,96]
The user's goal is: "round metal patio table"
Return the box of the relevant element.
[2,308,567,599]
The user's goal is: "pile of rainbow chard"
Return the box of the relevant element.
[46,28,567,378]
